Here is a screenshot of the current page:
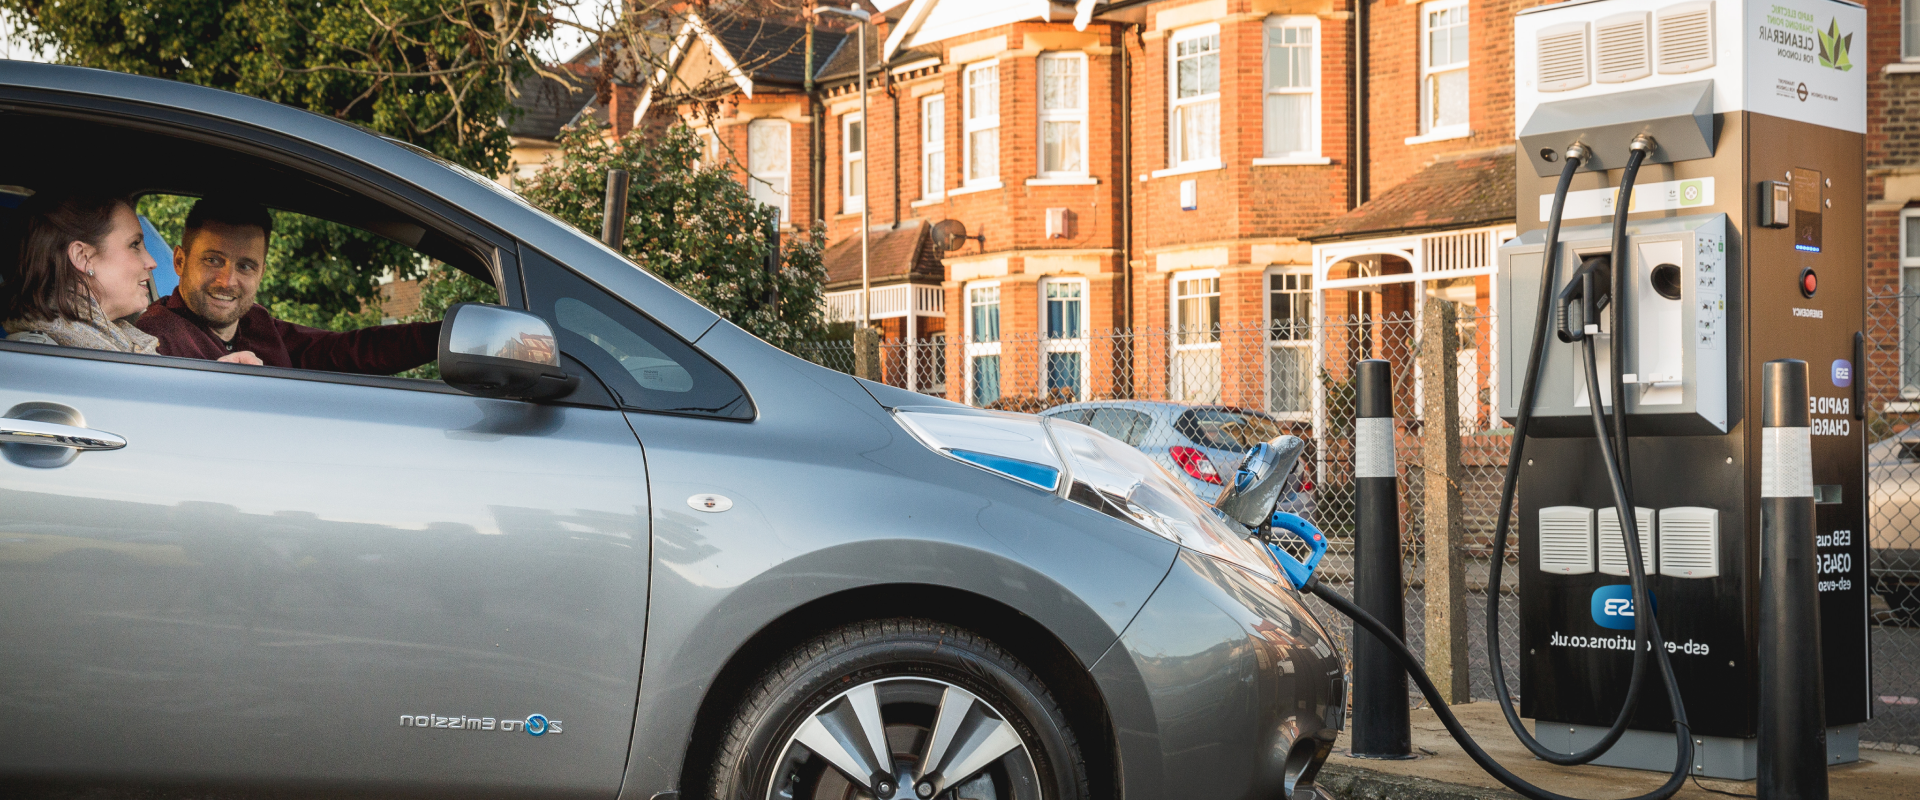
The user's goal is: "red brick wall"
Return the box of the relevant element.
[1365,0,1524,198]
[1866,0,1912,415]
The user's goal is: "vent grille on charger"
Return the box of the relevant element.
[1657,506,1720,578]
[1595,12,1652,83]
[1539,506,1596,575]
[1537,22,1592,92]
[1597,507,1656,576]
[1657,1,1715,74]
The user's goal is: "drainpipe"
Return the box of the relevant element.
[1121,24,1137,330]
[891,68,902,229]
[806,23,824,226]
[1352,0,1368,207]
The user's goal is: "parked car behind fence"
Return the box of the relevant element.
[1040,400,1316,521]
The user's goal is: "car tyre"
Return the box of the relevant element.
[708,618,1089,800]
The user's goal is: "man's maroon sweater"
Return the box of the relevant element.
[135,290,441,376]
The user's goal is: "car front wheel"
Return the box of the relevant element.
[708,619,1089,800]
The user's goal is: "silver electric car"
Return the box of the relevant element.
[0,63,1344,800]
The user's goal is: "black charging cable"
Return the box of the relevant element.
[1304,141,1696,800]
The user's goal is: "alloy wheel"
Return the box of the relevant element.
[767,676,1041,800]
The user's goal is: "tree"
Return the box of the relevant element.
[4,0,543,331]
[0,0,541,173]
[516,124,827,349]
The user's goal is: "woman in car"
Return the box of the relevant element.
[0,193,254,366]
[0,192,164,353]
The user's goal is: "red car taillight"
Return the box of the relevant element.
[1169,446,1222,484]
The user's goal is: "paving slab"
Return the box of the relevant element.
[1315,701,1920,800]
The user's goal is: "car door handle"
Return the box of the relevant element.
[0,418,127,451]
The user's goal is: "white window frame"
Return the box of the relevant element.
[1907,0,1920,61]
[746,119,790,223]
[1170,269,1223,403]
[1040,276,1090,400]
[1903,209,1920,397]
[695,128,720,169]
[1169,24,1223,172]
[1262,17,1320,162]
[1037,52,1089,179]
[921,95,945,200]
[964,281,1003,405]
[1419,0,1470,139]
[842,112,865,214]
[1264,267,1315,417]
[964,61,1001,187]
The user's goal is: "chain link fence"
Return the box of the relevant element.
[793,299,1920,752]
[1865,294,1920,753]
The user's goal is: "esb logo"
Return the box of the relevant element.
[1590,585,1657,630]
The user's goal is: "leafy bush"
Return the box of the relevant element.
[516,124,828,349]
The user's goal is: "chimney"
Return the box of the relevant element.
[608,84,640,139]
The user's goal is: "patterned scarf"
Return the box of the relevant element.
[4,300,160,355]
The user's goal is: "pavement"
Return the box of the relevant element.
[1315,701,1920,800]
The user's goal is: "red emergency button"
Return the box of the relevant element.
[1800,268,1818,298]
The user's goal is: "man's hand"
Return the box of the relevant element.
[217,350,264,366]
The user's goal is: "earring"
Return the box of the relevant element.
[86,268,95,277]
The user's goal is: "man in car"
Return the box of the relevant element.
[135,197,441,375]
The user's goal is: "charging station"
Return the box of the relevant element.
[1496,0,1869,779]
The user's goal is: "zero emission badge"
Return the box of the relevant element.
[400,712,563,736]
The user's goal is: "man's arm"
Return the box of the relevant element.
[278,319,443,376]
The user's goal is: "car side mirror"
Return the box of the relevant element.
[439,303,579,402]
[1213,435,1308,528]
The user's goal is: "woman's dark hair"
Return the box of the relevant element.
[0,191,133,323]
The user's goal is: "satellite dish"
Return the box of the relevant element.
[932,219,984,252]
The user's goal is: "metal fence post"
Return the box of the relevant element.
[600,169,629,248]
[853,327,882,382]
[1352,358,1413,758]
[1759,359,1828,799]
[1420,300,1470,704]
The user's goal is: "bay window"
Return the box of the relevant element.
[921,95,944,199]
[1170,26,1221,170]
[747,119,789,222]
[1263,18,1319,160]
[842,112,865,213]
[1421,0,1469,136]
[1172,272,1222,402]
[966,282,1002,405]
[1041,278,1088,399]
[1038,53,1087,178]
[964,63,1000,186]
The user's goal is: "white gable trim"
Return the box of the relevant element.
[885,0,1089,60]
[636,13,757,124]
[882,0,940,61]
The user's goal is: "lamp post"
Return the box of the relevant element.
[814,4,871,329]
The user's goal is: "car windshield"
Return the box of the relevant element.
[1174,408,1285,451]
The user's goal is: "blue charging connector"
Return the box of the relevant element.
[1266,511,1329,590]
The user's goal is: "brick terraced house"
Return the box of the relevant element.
[635,0,1893,434]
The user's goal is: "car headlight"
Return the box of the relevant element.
[893,406,1280,583]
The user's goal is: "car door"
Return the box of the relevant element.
[0,257,648,796]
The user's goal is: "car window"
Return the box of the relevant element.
[1046,408,1092,424]
[523,247,751,420]
[1085,408,1152,446]
[1174,408,1284,451]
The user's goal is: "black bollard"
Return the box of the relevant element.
[1350,358,1412,759]
[601,169,630,248]
[1758,359,1828,799]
